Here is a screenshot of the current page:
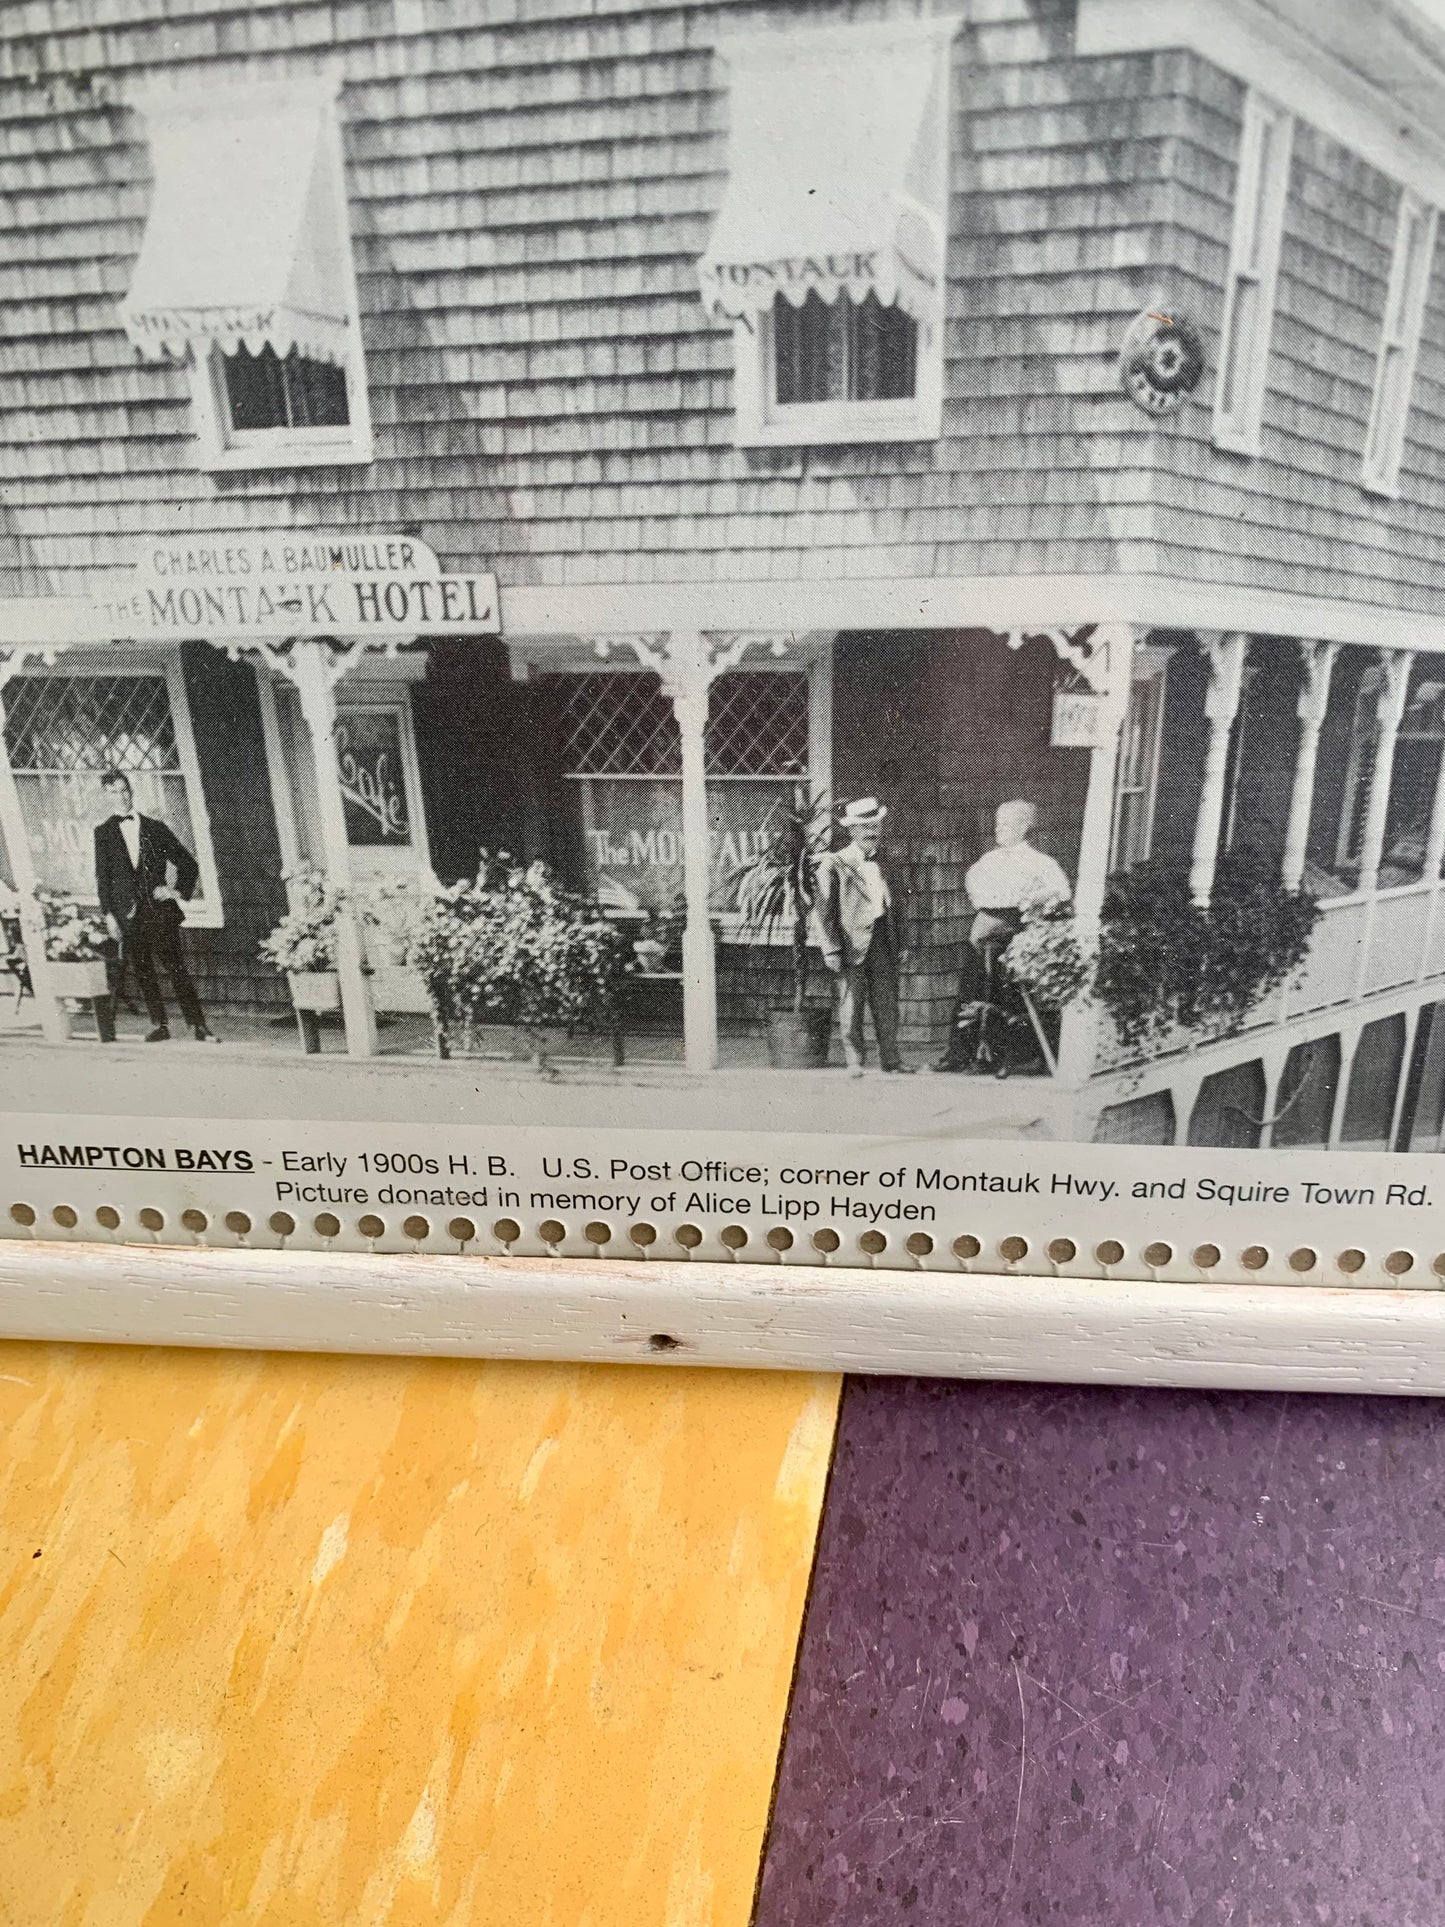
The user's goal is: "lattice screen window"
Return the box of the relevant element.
[559,675,680,777]
[4,675,181,775]
[706,672,809,776]
[555,671,810,778]
[2,669,217,917]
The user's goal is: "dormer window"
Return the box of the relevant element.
[120,77,372,471]
[698,19,951,447]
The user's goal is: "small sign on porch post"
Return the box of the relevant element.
[1050,688,1109,748]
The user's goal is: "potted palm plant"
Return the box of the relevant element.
[733,789,835,1068]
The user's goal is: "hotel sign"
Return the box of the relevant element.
[92,533,498,642]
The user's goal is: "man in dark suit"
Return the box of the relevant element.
[94,770,214,1042]
[813,796,913,1075]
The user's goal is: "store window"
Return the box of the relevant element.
[0,662,221,925]
[1362,188,1438,496]
[553,669,815,922]
[697,18,951,447]
[120,79,372,470]
[1214,89,1293,457]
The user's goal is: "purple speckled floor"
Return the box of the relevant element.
[756,1378,1445,1927]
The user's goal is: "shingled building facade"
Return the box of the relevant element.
[4,0,1445,1148]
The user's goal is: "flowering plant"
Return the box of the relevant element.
[408,851,624,1059]
[36,890,113,962]
[1003,899,1092,1010]
[258,868,342,975]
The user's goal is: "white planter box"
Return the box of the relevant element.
[46,959,110,1000]
[288,971,342,1013]
[370,964,431,1015]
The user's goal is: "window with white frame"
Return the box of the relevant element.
[698,19,951,448]
[1110,645,1172,871]
[0,660,223,926]
[120,79,372,471]
[1213,90,1293,456]
[1362,189,1438,496]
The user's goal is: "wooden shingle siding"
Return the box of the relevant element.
[2,0,1444,615]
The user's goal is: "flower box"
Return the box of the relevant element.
[370,964,431,1015]
[288,970,342,1013]
[45,959,111,1001]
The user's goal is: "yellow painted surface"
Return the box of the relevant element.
[0,1342,839,1927]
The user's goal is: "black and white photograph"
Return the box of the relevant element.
[4,0,1445,1158]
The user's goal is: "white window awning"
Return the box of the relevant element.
[697,20,952,327]
[121,86,351,367]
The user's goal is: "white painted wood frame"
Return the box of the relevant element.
[2,1240,1445,1397]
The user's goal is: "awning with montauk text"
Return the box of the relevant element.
[120,88,351,366]
[696,19,953,326]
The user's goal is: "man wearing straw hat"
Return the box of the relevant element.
[814,796,913,1076]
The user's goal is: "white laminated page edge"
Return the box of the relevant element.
[2,1240,1444,1398]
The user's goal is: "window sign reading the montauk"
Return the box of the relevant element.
[92,535,498,643]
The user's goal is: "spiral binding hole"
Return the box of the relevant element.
[1191,1243,1220,1269]
[357,1215,385,1240]
[719,1225,748,1251]
[1385,1249,1415,1277]
[629,1223,658,1248]
[812,1228,841,1255]
[95,1206,121,1231]
[449,1217,476,1244]
[999,1235,1028,1264]
[403,1215,431,1242]
[269,1212,295,1237]
[1338,1248,1367,1274]
[1288,1247,1317,1273]
[952,1234,981,1260]
[1240,1245,1270,1271]
[224,1211,251,1236]
[1143,1241,1172,1267]
[765,1227,793,1252]
[52,1205,78,1230]
[906,1232,934,1258]
[9,1203,35,1227]
[538,1219,566,1246]
[674,1224,704,1250]
[1097,1239,1126,1266]
[180,1209,207,1234]
[1047,1237,1076,1264]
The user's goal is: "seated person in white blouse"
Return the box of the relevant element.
[935,799,1070,1073]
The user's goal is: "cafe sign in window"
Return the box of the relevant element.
[335,707,412,847]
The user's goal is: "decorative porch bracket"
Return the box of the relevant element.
[1281,640,1340,891]
[0,640,83,1043]
[593,630,800,1073]
[220,634,402,1059]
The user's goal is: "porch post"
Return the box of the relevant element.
[1356,649,1413,897]
[289,641,377,1058]
[1281,641,1338,891]
[662,632,718,1073]
[1189,632,1249,906]
[0,657,68,1044]
[1056,623,1135,1088]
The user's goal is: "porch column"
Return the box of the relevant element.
[1189,632,1249,906]
[1357,649,1413,897]
[1423,694,1445,883]
[1056,623,1136,1087]
[288,641,377,1058]
[661,633,719,1073]
[1281,641,1339,891]
[0,654,68,1044]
